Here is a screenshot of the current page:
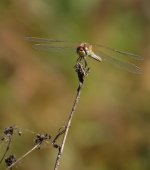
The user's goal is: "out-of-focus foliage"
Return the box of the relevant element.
[0,0,150,170]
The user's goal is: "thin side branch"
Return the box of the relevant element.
[5,133,51,170]
[6,144,40,170]
[0,126,21,164]
[0,136,11,164]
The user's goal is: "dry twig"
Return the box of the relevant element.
[53,63,89,170]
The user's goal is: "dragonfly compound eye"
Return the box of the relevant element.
[76,46,86,57]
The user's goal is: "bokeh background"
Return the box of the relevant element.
[0,0,150,170]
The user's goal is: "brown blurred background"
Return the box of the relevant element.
[0,0,150,170]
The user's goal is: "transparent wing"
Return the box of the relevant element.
[25,37,78,52]
[32,44,74,51]
[97,50,142,74]
[26,37,143,60]
[93,44,143,60]
[25,37,66,43]
[25,37,143,74]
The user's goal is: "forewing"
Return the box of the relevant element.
[32,44,74,51]
[25,37,79,54]
[25,37,66,43]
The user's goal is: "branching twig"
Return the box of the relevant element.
[0,136,12,164]
[52,127,66,150]
[5,144,39,170]
[5,133,51,170]
[1,62,90,170]
[0,126,21,164]
[53,63,90,170]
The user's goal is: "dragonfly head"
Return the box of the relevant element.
[76,43,90,57]
[76,43,102,62]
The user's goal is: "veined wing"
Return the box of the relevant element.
[96,50,142,74]
[25,37,66,43]
[93,44,143,60]
[25,37,143,60]
[25,37,78,52]
[25,37,143,73]
[32,44,75,51]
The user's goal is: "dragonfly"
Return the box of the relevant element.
[25,37,143,74]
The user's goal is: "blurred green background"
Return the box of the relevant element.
[0,0,150,170]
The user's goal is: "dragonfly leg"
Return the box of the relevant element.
[74,57,81,69]
[76,56,82,64]
[75,56,87,68]
[83,57,87,68]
